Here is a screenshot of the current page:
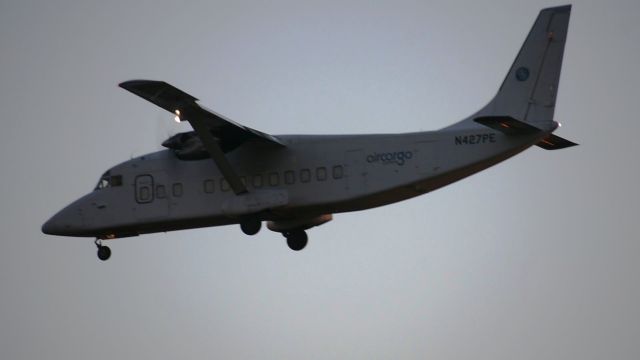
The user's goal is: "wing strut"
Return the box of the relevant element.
[185,108,248,194]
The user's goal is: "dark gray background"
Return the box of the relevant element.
[1,0,638,359]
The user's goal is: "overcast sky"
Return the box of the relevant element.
[1,0,639,359]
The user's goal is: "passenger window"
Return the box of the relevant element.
[284,170,295,185]
[332,165,344,179]
[139,187,151,202]
[221,179,230,192]
[316,167,327,181]
[172,183,183,197]
[300,169,311,183]
[252,174,263,188]
[156,185,166,199]
[203,179,215,193]
[268,172,279,186]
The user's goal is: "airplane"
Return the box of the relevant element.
[42,5,576,260]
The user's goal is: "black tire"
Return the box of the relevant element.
[97,246,111,261]
[240,219,262,236]
[286,230,308,251]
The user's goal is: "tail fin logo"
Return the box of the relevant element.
[515,67,530,81]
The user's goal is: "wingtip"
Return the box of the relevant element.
[118,79,164,89]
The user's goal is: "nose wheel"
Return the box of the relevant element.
[284,230,308,251]
[95,239,111,261]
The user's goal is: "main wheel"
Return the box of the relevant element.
[97,245,111,261]
[240,219,262,235]
[286,230,308,251]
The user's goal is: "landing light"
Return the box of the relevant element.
[174,109,181,123]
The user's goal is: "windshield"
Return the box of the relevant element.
[94,171,123,190]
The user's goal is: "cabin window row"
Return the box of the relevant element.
[203,165,344,193]
[152,183,184,199]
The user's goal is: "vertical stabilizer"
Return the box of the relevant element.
[446,5,571,131]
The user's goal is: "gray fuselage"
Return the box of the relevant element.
[45,126,544,238]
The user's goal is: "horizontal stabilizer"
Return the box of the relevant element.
[474,116,541,135]
[536,134,578,150]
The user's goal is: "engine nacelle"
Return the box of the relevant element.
[267,214,333,233]
[162,130,248,160]
[162,131,209,160]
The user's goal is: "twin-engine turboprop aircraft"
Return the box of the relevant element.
[43,6,576,260]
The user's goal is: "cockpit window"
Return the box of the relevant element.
[95,173,123,190]
[95,178,109,190]
[110,175,123,187]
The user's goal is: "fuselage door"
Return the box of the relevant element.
[133,172,169,220]
[135,175,154,203]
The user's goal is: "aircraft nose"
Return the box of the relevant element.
[42,205,84,236]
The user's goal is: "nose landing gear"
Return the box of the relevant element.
[95,239,111,261]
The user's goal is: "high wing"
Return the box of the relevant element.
[120,80,285,194]
[119,80,284,147]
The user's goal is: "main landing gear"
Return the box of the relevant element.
[240,218,262,236]
[95,239,111,261]
[242,219,309,251]
[284,230,308,251]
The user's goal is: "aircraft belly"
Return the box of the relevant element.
[221,189,288,216]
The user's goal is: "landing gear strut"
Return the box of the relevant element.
[95,239,111,261]
[240,218,262,236]
[284,230,308,251]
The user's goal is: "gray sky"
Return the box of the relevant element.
[1,0,639,359]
